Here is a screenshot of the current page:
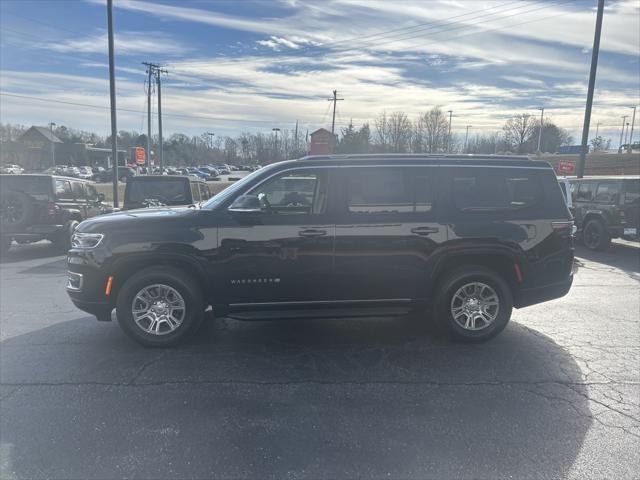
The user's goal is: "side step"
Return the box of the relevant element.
[226,306,412,321]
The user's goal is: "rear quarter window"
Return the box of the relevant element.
[55,179,74,200]
[451,168,543,212]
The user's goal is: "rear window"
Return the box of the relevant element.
[452,169,542,212]
[126,179,189,207]
[594,182,621,203]
[624,180,639,206]
[0,176,51,196]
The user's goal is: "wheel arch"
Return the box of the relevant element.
[108,253,210,305]
[431,249,521,294]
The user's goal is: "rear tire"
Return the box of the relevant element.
[582,219,611,251]
[0,190,35,232]
[432,266,513,342]
[116,266,204,347]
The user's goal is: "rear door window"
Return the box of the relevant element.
[594,183,621,204]
[190,183,201,203]
[199,183,211,200]
[624,180,639,206]
[71,181,86,200]
[345,167,434,214]
[85,184,99,202]
[55,179,73,201]
[451,168,542,212]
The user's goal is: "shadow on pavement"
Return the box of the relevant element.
[1,314,591,479]
[0,241,64,265]
[574,241,640,282]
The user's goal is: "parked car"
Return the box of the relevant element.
[197,166,220,178]
[557,177,575,218]
[94,167,136,183]
[65,166,81,178]
[77,166,94,180]
[186,167,213,180]
[568,176,639,250]
[1,164,24,174]
[66,154,574,347]
[0,174,112,254]
[214,165,230,175]
[122,175,211,210]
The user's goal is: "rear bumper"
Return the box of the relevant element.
[514,275,573,308]
[608,226,639,239]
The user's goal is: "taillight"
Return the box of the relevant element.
[47,203,59,216]
[552,220,575,236]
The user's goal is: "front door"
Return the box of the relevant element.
[332,166,446,301]
[216,168,335,305]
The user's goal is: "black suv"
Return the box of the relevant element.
[66,155,574,346]
[569,176,639,250]
[1,174,112,254]
[123,175,211,210]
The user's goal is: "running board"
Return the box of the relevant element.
[226,306,412,321]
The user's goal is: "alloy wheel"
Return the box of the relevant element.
[450,282,500,331]
[131,284,186,335]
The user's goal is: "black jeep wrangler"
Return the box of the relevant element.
[66,155,574,347]
[569,176,640,251]
[122,175,211,210]
[0,174,112,254]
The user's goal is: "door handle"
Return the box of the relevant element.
[411,226,439,235]
[299,228,327,238]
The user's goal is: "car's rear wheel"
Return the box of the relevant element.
[116,266,204,347]
[0,190,35,231]
[433,266,512,342]
[582,219,611,251]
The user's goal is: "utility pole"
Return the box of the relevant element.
[447,110,453,153]
[107,0,119,207]
[577,0,604,179]
[624,122,630,146]
[49,122,56,167]
[142,63,155,168]
[464,125,472,153]
[619,115,628,149]
[155,66,167,173]
[327,90,344,135]
[629,106,637,151]
[294,120,299,151]
[595,121,601,139]
[537,107,544,152]
[272,128,280,159]
[206,132,215,149]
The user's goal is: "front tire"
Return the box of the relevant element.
[433,266,513,342]
[116,266,204,347]
[582,219,611,251]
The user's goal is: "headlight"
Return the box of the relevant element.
[71,232,104,249]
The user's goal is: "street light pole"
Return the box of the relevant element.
[629,106,637,151]
[464,125,472,153]
[49,122,56,168]
[447,110,453,153]
[537,107,544,153]
[619,115,628,149]
[107,0,119,207]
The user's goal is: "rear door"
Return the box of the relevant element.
[573,181,596,229]
[622,179,640,235]
[332,165,446,301]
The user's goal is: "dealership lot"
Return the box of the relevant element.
[0,241,638,479]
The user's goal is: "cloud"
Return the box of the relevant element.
[47,30,189,56]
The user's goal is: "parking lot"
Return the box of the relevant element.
[0,241,638,479]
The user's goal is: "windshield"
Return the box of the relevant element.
[125,179,189,207]
[202,167,268,209]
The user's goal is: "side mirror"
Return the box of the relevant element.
[228,194,262,214]
[97,193,106,203]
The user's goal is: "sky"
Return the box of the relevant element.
[0,0,639,144]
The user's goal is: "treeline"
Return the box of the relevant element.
[1,107,581,167]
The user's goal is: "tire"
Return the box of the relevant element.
[115,266,204,347]
[432,266,513,343]
[0,190,35,232]
[582,219,611,251]
[52,220,79,252]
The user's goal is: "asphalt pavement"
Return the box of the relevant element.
[0,240,638,479]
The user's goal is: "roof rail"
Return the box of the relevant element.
[298,153,531,162]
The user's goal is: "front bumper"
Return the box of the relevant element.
[66,252,114,321]
[514,275,573,308]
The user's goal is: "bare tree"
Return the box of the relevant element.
[503,114,536,154]
[387,111,412,153]
[374,111,390,151]
[415,107,449,153]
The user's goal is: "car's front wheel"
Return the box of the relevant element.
[433,266,513,342]
[116,266,204,347]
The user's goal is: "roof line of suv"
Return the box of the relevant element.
[298,154,532,162]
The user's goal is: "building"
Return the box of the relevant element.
[18,125,63,171]
[309,128,336,155]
